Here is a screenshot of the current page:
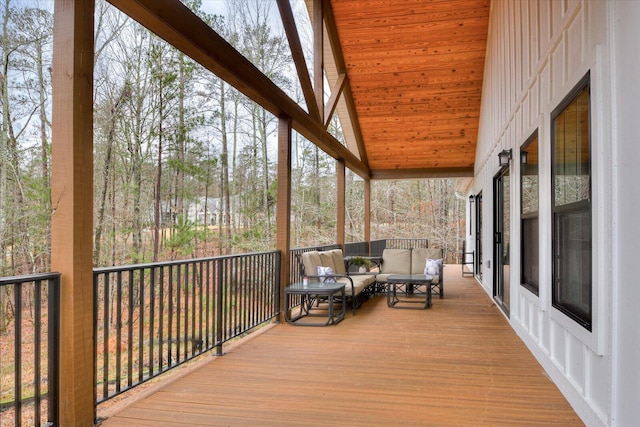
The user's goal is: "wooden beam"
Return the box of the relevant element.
[276,116,292,322]
[336,159,345,247]
[106,0,369,178]
[51,1,95,425]
[324,73,346,129]
[313,0,324,123]
[371,167,475,180]
[276,0,321,122]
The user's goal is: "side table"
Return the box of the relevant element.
[386,274,433,309]
[285,281,346,326]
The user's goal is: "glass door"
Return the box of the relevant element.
[493,169,510,316]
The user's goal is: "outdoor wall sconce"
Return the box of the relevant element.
[498,149,512,166]
[469,194,474,204]
[521,150,528,165]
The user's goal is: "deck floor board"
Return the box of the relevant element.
[102,267,583,426]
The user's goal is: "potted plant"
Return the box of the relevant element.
[351,256,372,273]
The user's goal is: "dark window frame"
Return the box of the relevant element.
[551,71,592,330]
[520,130,539,295]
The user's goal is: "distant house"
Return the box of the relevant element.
[185,197,220,225]
[185,196,243,226]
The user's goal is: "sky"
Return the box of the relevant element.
[4,1,290,25]
[199,0,227,16]
[3,0,226,16]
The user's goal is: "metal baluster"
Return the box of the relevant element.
[48,275,60,425]
[176,263,181,363]
[115,272,122,394]
[149,267,155,377]
[127,269,134,388]
[215,258,224,355]
[204,260,211,349]
[14,282,22,426]
[138,268,145,383]
[197,261,204,355]
[102,273,110,399]
[34,281,42,427]
[158,265,165,373]
[168,264,174,368]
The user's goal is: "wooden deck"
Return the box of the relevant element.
[101,267,583,426]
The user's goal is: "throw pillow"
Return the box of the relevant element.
[316,266,336,283]
[424,258,443,276]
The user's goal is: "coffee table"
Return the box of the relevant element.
[386,274,433,309]
[285,281,346,326]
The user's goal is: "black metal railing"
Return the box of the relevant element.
[343,241,369,257]
[370,238,429,257]
[385,238,429,249]
[0,273,60,427]
[93,251,280,405]
[370,239,387,257]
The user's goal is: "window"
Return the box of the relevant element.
[551,72,591,330]
[520,131,539,295]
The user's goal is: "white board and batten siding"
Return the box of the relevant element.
[471,1,640,425]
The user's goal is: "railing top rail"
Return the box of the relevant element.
[0,272,61,286]
[385,237,430,243]
[290,243,341,252]
[93,250,280,273]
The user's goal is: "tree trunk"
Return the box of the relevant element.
[0,0,12,273]
[95,85,126,265]
[260,108,270,243]
[173,54,186,225]
[232,93,239,232]
[219,80,232,252]
[153,74,163,262]
[36,39,51,270]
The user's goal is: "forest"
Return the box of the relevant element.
[0,0,467,278]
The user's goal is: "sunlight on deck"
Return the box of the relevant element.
[101,267,583,426]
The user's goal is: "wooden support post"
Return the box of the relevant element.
[276,116,292,322]
[364,178,371,248]
[337,160,346,247]
[51,1,95,425]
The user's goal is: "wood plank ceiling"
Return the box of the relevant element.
[329,0,490,178]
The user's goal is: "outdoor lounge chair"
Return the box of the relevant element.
[299,248,376,315]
